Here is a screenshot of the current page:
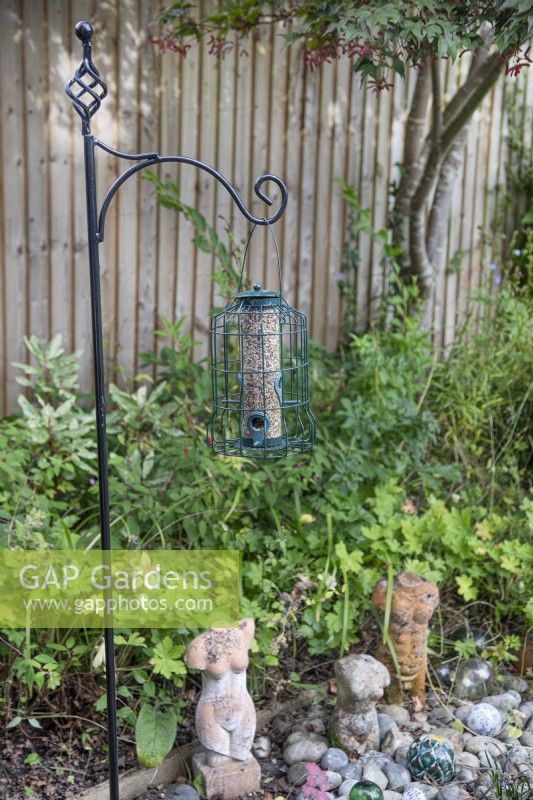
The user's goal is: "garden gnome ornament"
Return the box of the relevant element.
[186,618,261,800]
[331,653,390,753]
[372,572,439,708]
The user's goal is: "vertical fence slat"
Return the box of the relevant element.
[312,63,335,343]
[1,0,29,411]
[24,0,50,344]
[48,0,75,352]
[135,0,160,370]
[280,44,304,306]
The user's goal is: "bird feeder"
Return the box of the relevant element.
[209,278,315,458]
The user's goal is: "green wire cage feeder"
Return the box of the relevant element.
[208,230,315,459]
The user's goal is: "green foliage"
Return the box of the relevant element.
[486,765,533,800]
[427,262,533,511]
[1,222,532,756]
[156,1,533,85]
[143,170,242,307]
[135,703,177,768]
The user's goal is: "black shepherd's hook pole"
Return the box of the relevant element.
[65,20,288,799]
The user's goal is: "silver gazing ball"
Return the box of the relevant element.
[466,702,503,736]
[453,658,494,701]
[402,787,428,800]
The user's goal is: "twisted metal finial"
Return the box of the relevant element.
[65,21,108,131]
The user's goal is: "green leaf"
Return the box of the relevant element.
[150,636,186,680]
[456,574,478,602]
[135,704,177,768]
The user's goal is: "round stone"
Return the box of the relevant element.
[164,786,200,800]
[402,787,428,800]
[348,780,385,800]
[283,731,328,764]
[321,747,349,772]
[407,735,455,785]
[481,690,521,713]
[325,770,343,790]
[252,734,271,758]
[466,702,503,736]
[453,659,494,701]
[287,762,308,786]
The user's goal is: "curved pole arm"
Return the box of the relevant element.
[95,148,288,242]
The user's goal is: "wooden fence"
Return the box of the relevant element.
[0,0,532,415]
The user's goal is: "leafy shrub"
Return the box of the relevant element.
[1,187,531,760]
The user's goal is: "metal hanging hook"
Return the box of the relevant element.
[238,221,284,295]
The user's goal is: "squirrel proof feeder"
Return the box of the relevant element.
[208,235,315,459]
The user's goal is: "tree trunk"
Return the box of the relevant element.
[392,63,431,267]
[401,49,503,323]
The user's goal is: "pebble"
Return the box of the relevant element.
[383,792,402,800]
[394,744,410,766]
[359,750,393,769]
[519,731,533,747]
[378,713,396,740]
[437,785,472,800]
[481,690,521,713]
[321,747,349,772]
[455,766,477,783]
[382,761,412,791]
[430,726,465,752]
[429,706,456,726]
[497,724,522,744]
[164,786,200,800]
[519,700,533,724]
[286,762,308,786]
[339,762,363,781]
[455,752,480,770]
[380,704,411,724]
[252,735,271,758]
[339,778,357,796]
[454,707,471,725]
[283,731,329,764]
[381,725,407,756]
[501,675,528,694]
[325,770,343,790]
[260,761,282,777]
[407,783,439,800]
[466,702,503,736]
[464,735,506,758]
[362,762,388,790]
[507,744,530,765]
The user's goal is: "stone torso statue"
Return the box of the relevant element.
[372,571,439,708]
[185,618,256,765]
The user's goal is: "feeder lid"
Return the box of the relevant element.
[236,283,281,306]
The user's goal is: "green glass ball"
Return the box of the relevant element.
[407,735,455,785]
[348,780,384,800]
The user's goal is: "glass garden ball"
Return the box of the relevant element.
[432,658,454,687]
[407,735,455,785]
[348,780,384,800]
[466,702,503,736]
[451,625,488,655]
[453,658,494,700]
